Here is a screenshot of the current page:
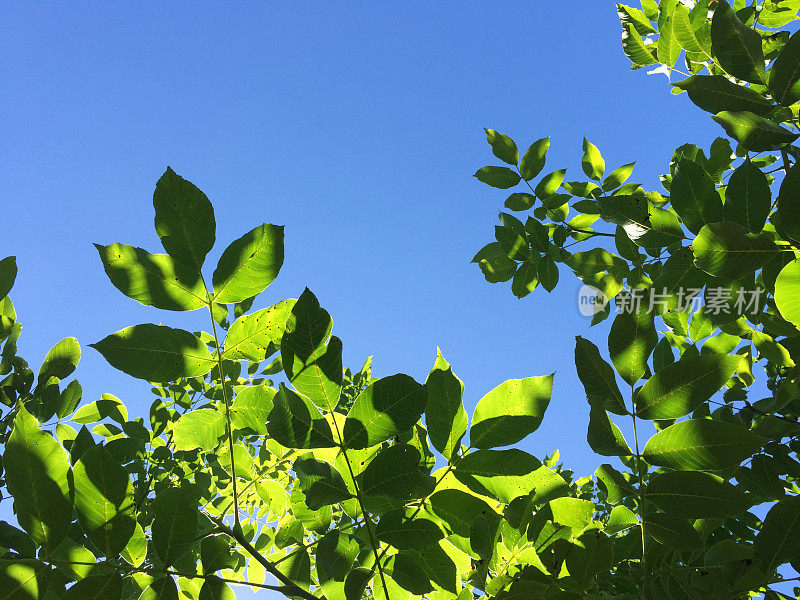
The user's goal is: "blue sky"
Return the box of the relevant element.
[2,2,724,596]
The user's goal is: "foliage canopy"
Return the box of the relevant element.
[2,2,800,600]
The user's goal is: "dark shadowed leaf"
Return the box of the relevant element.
[153,167,216,270]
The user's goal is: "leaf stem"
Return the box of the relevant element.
[209,514,324,600]
[630,386,648,593]
[203,281,241,531]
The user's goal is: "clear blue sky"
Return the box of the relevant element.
[1,2,723,596]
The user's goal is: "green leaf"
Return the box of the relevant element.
[231,384,275,435]
[692,222,778,279]
[172,409,226,452]
[199,577,236,600]
[0,256,17,300]
[0,560,52,600]
[153,167,216,270]
[343,373,427,449]
[121,521,147,567]
[5,406,72,549]
[581,138,605,180]
[316,531,359,581]
[393,546,458,595]
[376,511,443,551]
[294,455,351,509]
[72,445,136,557]
[511,260,540,298]
[620,21,657,68]
[484,129,519,165]
[151,487,197,567]
[595,463,635,505]
[657,13,681,67]
[201,535,237,574]
[519,137,549,181]
[608,296,657,386]
[670,159,723,234]
[646,471,750,518]
[574,336,627,415]
[599,196,684,249]
[616,3,655,35]
[504,193,536,211]
[712,111,799,151]
[95,243,206,311]
[710,1,766,84]
[73,393,127,425]
[90,324,215,382]
[281,289,342,410]
[723,159,770,233]
[672,2,710,57]
[753,496,800,572]
[454,448,543,503]
[549,496,595,530]
[673,75,771,115]
[212,223,285,304]
[223,299,295,361]
[472,243,517,283]
[474,166,521,189]
[602,162,635,191]
[566,529,613,588]
[778,160,800,243]
[495,225,529,261]
[635,354,742,420]
[359,444,435,500]
[775,259,800,331]
[534,169,567,200]
[537,255,558,293]
[642,418,763,470]
[140,577,179,600]
[267,384,336,448]
[62,574,123,600]
[427,489,495,541]
[646,512,700,551]
[425,349,467,461]
[470,375,553,449]
[56,379,83,420]
[587,403,631,456]
[769,29,800,105]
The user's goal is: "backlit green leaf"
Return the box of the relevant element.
[485,129,518,165]
[359,444,434,500]
[294,455,351,509]
[575,336,626,415]
[172,409,226,452]
[775,259,800,331]
[769,29,800,105]
[151,487,197,567]
[778,160,800,243]
[753,496,800,572]
[581,138,605,180]
[474,166,520,189]
[642,418,763,470]
[224,299,295,361]
[472,243,517,283]
[0,256,17,300]
[646,471,750,518]
[153,167,216,270]
[587,403,631,456]
[90,324,215,382]
[519,138,549,181]
[376,511,443,550]
[470,375,553,449]
[5,406,72,549]
[692,222,778,279]
[268,384,336,448]
[635,354,742,420]
[343,374,427,449]
[723,159,770,233]
[670,159,723,234]
[425,349,467,461]
[281,289,342,410]
[212,223,285,304]
[608,295,657,386]
[72,445,136,557]
[95,243,206,311]
[673,76,771,115]
[710,1,766,84]
[712,111,799,151]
